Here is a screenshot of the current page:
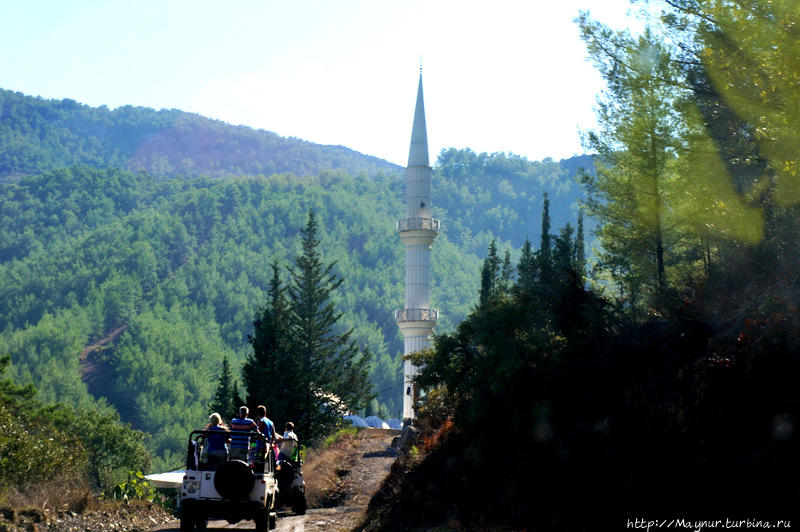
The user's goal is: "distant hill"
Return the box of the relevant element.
[0,88,401,180]
[434,148,595,254]
[558,153,595,178]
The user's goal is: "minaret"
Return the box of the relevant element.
[396,72,439,424]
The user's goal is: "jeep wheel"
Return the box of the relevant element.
[180,509,194,532]
[293,495,307,515]
[254,508,268,532]
[214,460,255,500]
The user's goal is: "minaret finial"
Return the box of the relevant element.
[419,59,422,76]
[408,66,428,167]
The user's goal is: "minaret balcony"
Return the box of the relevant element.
[397,217,440,233]
[396,308,439,322]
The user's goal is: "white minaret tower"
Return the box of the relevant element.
[396,71,439,424]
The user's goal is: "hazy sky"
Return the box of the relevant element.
[1,1,647,166]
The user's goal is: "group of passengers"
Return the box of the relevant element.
[202,405,298,469]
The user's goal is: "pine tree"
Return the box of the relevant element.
[231,381,245,414]
[538,193,552,281]
[554,223,575,276]
[499,249,514,295]
[244,261,295,423]
[210,355,239,420]
[579,18,684,308]
[516,237,537,296]
[286,211,373,444]
[479,239,500,306]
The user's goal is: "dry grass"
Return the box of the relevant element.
[303,428,398,508]
[2,472,93,515]
[303,429,361,507]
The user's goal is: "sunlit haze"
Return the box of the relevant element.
[1,0,648,166]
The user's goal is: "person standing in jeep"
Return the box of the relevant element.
[229,406,259,461]
[202,413,230,469]
[254,405,275,463]
[278,422,298,462]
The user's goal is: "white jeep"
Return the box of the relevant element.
[179,429,278,531]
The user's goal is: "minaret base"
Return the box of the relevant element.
[398,319,436,423]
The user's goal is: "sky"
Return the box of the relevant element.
[0,0,650,167]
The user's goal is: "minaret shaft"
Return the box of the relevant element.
[406,166,432,219]
[396,73,438,424]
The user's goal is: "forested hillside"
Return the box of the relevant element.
[0,88,400,180]
[0,98,589,471]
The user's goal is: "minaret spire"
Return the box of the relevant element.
[408,73,429,168]
[396,71,439,425]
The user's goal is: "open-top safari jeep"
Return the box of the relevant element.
[179,429,277,531]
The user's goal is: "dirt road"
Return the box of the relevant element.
[151,429,399,532]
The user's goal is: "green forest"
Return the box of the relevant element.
[0,89,587,475]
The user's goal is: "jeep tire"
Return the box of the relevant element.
[254,508,268,532]
[180,505,194,532]
[214,460,255,500]
[180,513,193,532]
[293,495,307,515]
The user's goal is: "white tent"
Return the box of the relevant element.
[144,469,184,489]
[364,416,390,429]
[386,418,402,430]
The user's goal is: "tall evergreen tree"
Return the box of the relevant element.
[210,355,240,420]
[538,192,552,279]
[516,237,537,297]
[579,17,684,310]
[554,223,575,276]
[575,211,586,280]
[285,211,373,444]
[244,261,294,421]
[479,240,500,306]
[499,249,514,295]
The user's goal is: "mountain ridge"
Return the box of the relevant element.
[0,88,402,180]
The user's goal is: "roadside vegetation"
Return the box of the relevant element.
[361,1,800,529]
[0,354,149,514]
